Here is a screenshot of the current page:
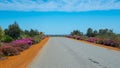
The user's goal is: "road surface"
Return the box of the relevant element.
[28,37,120,68]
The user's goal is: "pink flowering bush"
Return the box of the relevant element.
[12,38,33,46]
[76,36,81,40]
[12,44,29,51]
[1,46,20,56]
[10,38,34,51]
[67,35,81,40]
[0,38,35,58]
[80,36,89,41]
[96,39,119,47]
[0,48,4,58]
[14,47,24,52]
[0,51,3,58]
[41,36,46,40]
[67,35,73,38]
[88,37,98,43]
[103,40,119,47]
[96,39,104,44]
[73,36,77,39]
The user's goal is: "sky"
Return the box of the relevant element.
[0,0,120,34]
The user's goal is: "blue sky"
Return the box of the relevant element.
[0,0,120,34]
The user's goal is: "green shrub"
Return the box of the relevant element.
[19,33,30,39]
[2,35,13,43]
[80,36,89,41]
[70,30,83,36]
[96,39,104,44]
[33,35,41,43]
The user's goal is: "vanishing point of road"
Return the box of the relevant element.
[28,37,120,68]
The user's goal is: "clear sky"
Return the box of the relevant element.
[0,0,120,34]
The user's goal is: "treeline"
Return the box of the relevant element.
[0,22,44,43]
[69,28,120,48]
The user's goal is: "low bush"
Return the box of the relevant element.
[1,46,20,56]
[96,39,119,47]
[96,39,104,44]
[12,38,33,46]
[22,38,33,45]
[12,44,30,50]
[103,40,119,47]
[0,38,34,57]
[88,37,98,43]
[76,36,81,40]
[41,36,46,40]
[2,35,13,43]
[0,48,4,58]
[80,36,89,41]
[11,38,33,51]
[67,35,73,38]
[14,47,24,52]
[33,35,42,44]
[18,44,29,50]
[0,52,3,58]
[103,40,113,46]
[72,36,76,39]
[73,35,80,39]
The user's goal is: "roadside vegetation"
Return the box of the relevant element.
[68,28,120,48]
[0,22,45,60]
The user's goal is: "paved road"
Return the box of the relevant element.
[28,37,120,68]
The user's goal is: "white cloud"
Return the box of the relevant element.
[0,0,120,12]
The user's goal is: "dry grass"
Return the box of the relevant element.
[0,37,49,68]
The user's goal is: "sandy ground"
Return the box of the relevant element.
[0,37,49,68]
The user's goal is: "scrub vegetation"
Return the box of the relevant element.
[68,28,120,48]
[0,22,45,59]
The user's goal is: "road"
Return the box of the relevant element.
[28,37,120,68]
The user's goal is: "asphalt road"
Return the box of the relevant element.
[28,37,120,68]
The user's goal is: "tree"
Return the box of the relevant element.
[23,29,39,37]
[39,32,44,37]
[98,29,114,35]
[70,30,83,36]
[29,29,39,37]
[86,28,94,37]
[0,26,4,46]
[0,26,3,41]
[96,28,116,40]
[24,30,30,35]
[93,30,98,37]
[4,22,21,39]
